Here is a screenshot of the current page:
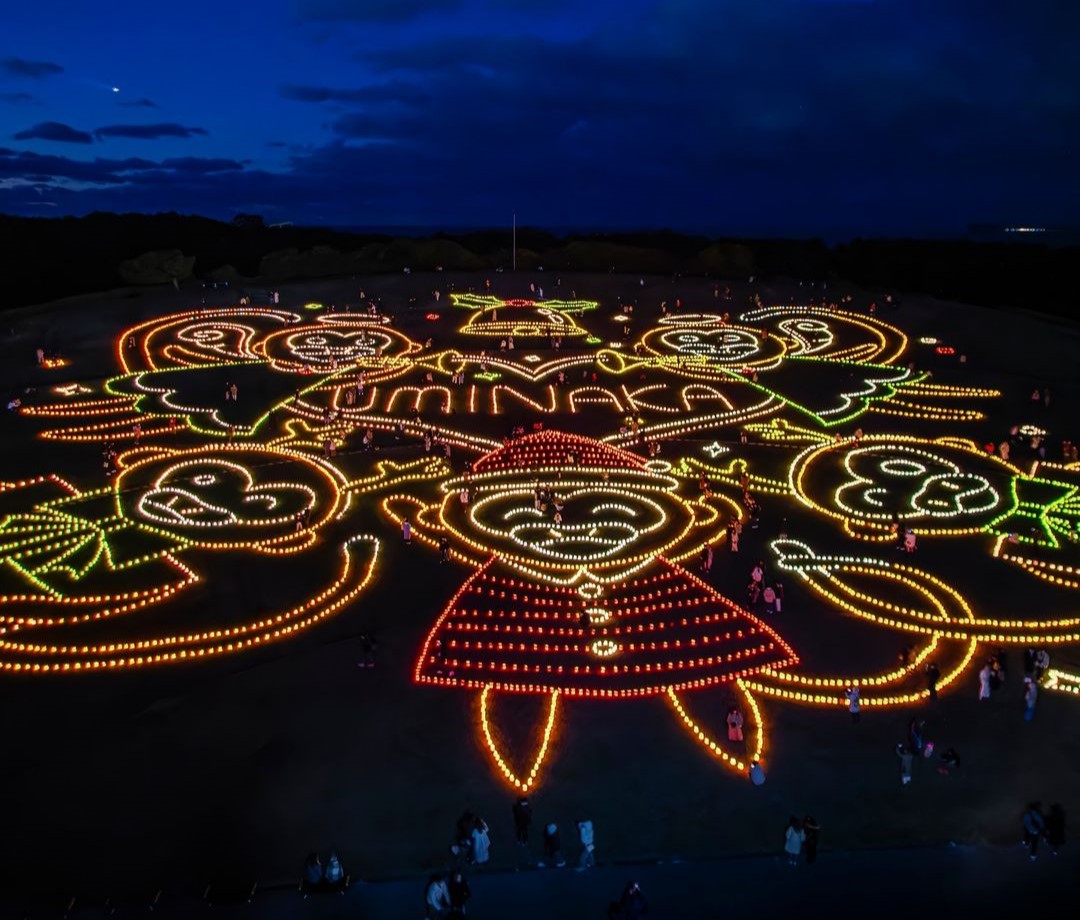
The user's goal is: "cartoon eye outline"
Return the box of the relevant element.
[878,459,927,477]
[503,506,545,522]
[589,502,638,519]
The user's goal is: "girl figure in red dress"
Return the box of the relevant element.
[393,430,797,790]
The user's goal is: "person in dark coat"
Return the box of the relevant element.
[608,881,648,919]
[303,852,323,886]
[513,795,532,845]
[447,870,471,915]
[542,822,565,867]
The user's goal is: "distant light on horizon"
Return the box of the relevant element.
[1004,227,1045,233]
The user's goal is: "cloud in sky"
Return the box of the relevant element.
[1,0,1078,235]
[294,0,461,23]
[94,123,209,140]
[0,148,242,184]
[0,57,63,78]
[13,121,93,144]
[0,92,37,105]
[117,98,158,109]
[279,82,429,105]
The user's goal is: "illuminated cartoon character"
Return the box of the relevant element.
[261,315,419,376]
[732,535,1080,714]
[790,434,1079,559]
[0,444,381,672]
[451,293,598,340]
[593,308,997,449]
[24,308,421,442]
[385,430,797,790]
[640,315,788,372]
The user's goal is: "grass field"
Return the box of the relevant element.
[0,270,1077,906]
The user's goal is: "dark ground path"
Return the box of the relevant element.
[34,842,1079,919]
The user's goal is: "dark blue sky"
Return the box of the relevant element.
[1,0,1076,236]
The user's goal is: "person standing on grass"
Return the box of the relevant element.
[845,685,861,723]
[577,819,596,869]
[513,795,532,846]
[425,874,452,919]
[926,661,940,701]
[979,661,992,700]
[1034,648,1050,680]
[541,822,566,867]
[896,744,914,785]
[470,816,491,865]
[907,717,925,756]
[356,633,376,668]
[784,816,805,866]
[1023,676,1038,721]
[1022,803,1045,860]
[447,870,471,917]
[726,706,744,742]
[803,817,821,864]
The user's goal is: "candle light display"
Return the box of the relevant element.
[7,296,1077,796]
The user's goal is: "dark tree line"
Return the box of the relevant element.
[1,212,1075,321]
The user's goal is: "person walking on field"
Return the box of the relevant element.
[1022,803,1045,860]
[784,817,805,866]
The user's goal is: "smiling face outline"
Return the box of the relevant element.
[118,450,334,548]
[835,446,1002,523]
[262,320,415,371]
[441,471,695,571]
[658,328,761,363]
[284,328,390,364]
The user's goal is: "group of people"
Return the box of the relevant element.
[746,560,784,614]
[782,815,822,866]
[300,850,347,895]
[977,648,1052,721]
[1021,802,1067,860]
[429,800,600,914]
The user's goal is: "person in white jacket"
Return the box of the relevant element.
[425,874,451,919]
[784,816,806,866]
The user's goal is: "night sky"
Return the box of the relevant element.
[1,0,1076,236]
